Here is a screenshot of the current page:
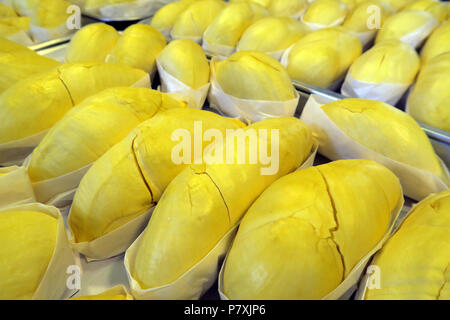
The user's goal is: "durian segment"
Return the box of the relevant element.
[303,0,349,27]
[237,17,308,54]
[213,51,297,101]
[131,117,313,289]
[0,16,30,38]
[365,190,450,300]
[343,0,396,33]
[403,0,447,22]
[28,88,183,182]
[0,210,58,300]
[0,37,32,53]
[420,21,450,64]
[171,0,226,40]
[0,62,147,144]
[28,0,71,29]
[321,98,445,178]
[69,108,245,243]
[407,52,450,131]
[66,23,120,63]
[157,38,209,89]
[348,39,420,84]
[223,159,401,299]
[286,27,362,87]
[0,3,17,17]
[150,0,198,34]
[268,0,308,17]
[107,24,166,74]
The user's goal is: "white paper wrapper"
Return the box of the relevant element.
[70,285,133,300]
[398,12,438,49]
[357,30,376,48]
[69,206,154,261]
[156,60,210,109]
[8,30,34,46]
[0,203,77,300]
[202,37,235,57]
[300,94,449,201]
[218,194,404,300]
[341,71,410,105]
[208,57,300,123]
[0,166,35,209]
[124,148,318,300]
[85,0,171,19]
[291,8,307,21]
[301,14,345,31]
[30,23,73,43]
[170,33,202,44]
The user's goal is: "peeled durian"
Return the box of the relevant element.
[420,20,450,64]
[130,117,313,290]
[0,49,60,93]
[303,0,348,28]
[28,0,71,29]
[213,51,297,101]
[0,16,30,38]
[224,159,402,300]
[365,190,450,300]
[230,0,271,8]
[403,0,447,22]
[407,52,450,131]
[381,0,411,10]
[28,88,183,182]
[203,2,269,52]
[69,286,132,300]
[375,10,438,47]
[171,0,226,42]
[237,17,308,56]
[0,62,147,144]
[11,0,38,16]
[66,23,120,63]
[285,27,362,87]
[343,0,395,34]
[0,37,32,53]
[157,38,209,89]
[0,3,17,17]
[268,0,308,17]
[345,39,420,85]
[107,24,166,74]
[0,210,58,300]
[321,98,446,180]
[151,0,200,36]
[69,109,244,251]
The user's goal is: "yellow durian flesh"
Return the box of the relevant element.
[107,24,166,74]
[403,0,447,22]
[150,0,197,32]
[0,37,32,53]
[237,17,308,53]
[420,21,450,64]
[214,51,296,101]
[224,159,401,300]
[0,16,30,36]
[0,210,58,300]
[131,117,313,289]
[0,3,17,17]
[365,190,450,300]
[303,0,348,26]
[0,62,147,144]
[0,51,60,93]
[343,0,395,33]
[171,0,226,39]
[322,98,445,178]
[66,23,120,63]
[407,52,450,132]
[287,27,362,87]
[349,39,420,84]
[69,109,244,243]
[375,10,437,44]
[382,0,411,10]
[157,39,209,89]
[28,88,183,182]
[268,0,308,17]
[230,0,271,7]
[30,0,71,28]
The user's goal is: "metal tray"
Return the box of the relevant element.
[82,12,153,23]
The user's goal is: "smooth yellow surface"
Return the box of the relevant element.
[28,88,183,182]
[343,0,395,33]
[66,23,120,63]
[349,39,420,84]
[0,3,17,17]
[132,117,313,289]
[403,0,447,22]
[268,0,308,17]
[0,62,147,143]
[203,2,268,48]
[214,51,296,101]
[0,51,60,93]
[237,17,308,53]
[420,21,450,64]
[85,0,134,9]
[171,0,226,39]
[382,0,411,10]
[303,0,348,26]
[0,16,30,37]
[0,38,32,53]
[69,286,132,300]
[0,210,57,300]
[69,109,244,243]
[366,190,450,300]
[151,0,198,32]
[408,52,450,131]
[223,159,401,299]
[287,27,361,87]
[157,39,209,89]
[322,98,445,178]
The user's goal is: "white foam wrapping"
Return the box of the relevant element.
[170,33,202,44]
[300,94,449,201]
[85,0,171,19]
[208,57,300,123]
[29,23,73,43]
[341,71,411,105]
[301,14,345,31]
[124,148,318,300]
[156,60,210,109]
[397,12,438,49]
[7,30,34,46]
[202,38,235,57]
[218,193,404,300]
